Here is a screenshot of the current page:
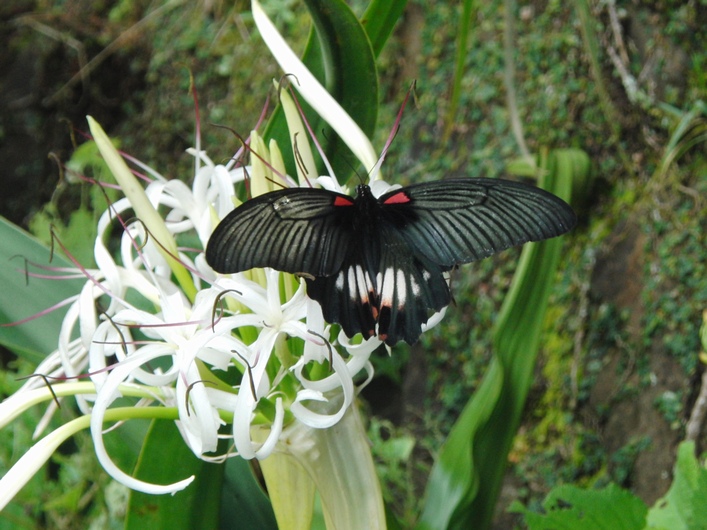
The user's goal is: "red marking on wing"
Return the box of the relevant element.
[382,191,411,205]
[334,196,355,207]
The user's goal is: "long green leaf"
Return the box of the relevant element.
[417,148,590,530]
[361,0,408,57]
[262,0,378,183]
[0,217,85,363]
[221,456,279,529]
[125,420,225,530]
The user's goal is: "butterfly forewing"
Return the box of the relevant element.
[379,178,576,269]
[205,188,355,276]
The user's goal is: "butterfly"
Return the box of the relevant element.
[205,178,576,346]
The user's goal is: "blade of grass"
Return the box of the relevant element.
[441,0,477,145]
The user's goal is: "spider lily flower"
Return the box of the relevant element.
[1,5,393,527]
[0,94,382,520]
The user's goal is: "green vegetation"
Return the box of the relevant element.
[1,0,705,528]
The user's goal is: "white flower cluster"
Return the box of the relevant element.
[0,0,388,506]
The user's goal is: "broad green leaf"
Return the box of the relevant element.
[29,206,97,268]
[646,441,707,530]
[515,483,647,530]
[361,0,408,57]
[261,0,378,183]
[416,362,504,529]
[125,420,224,530]
[0,217,85,363]
[417,148,591,530]
[221,457,278,530]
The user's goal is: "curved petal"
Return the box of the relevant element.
[90,347,195,494]
[290,348,354,428]
[252,0,378,171]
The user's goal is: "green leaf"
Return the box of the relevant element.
[416,362,504,530]
[417,148,592,530]
[0,217,85,363]
[262,0,378,183]
[221,455,278,529]
[360,0,408,57]
[515,483,647,530]
[125,420,224,530]
[646,441,707,530]
[29,206,97,269]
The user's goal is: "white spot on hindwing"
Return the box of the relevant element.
[335,270,345,290]
[343,264,375,305]
[347,267,356,300]
[379,266,421,313]
[409,274,421,296]
[355,265,370,304]
[380,267,397,306]
[395,269,407,309]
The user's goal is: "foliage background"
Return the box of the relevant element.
[0,0,705,528]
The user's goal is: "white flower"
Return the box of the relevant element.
[1,6,401,525]
[0,91,382,506]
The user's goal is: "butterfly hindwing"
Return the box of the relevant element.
[306,224,451,346]
[305,251,379,342]
[206,188,355,276]
[374,225,450,345]
[378,178,576,270]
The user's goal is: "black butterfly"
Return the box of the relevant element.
[205,178,576,346]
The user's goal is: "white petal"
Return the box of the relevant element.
[90,348,195,494]
[254,397,284,459]
[231,330,278,459]
[0,417,85,510]
[291,347,354,428]
[252,0,378,172]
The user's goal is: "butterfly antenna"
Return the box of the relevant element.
[315,127,367,185]
[284,83,340,187]
[341,151,367,184]
[291,132,313,188]
[370,81,416,180]
[211,123,295,195]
